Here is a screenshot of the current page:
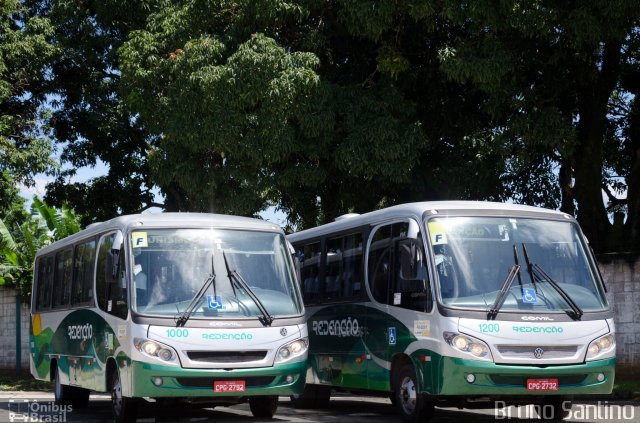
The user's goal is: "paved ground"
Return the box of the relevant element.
[0,392,638,422]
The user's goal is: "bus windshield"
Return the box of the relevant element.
[131,228,302,318]
[427,216,607,313]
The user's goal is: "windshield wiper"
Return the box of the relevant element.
[488,264,521,318]
[522,243,583,320]
[176,255,216,327]
[222,251,274,327]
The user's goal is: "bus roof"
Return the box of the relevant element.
[36,213,283,256]
[287,201,573,242]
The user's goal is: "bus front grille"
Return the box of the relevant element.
[495,345,579,360]
[186,350,268,363]
[175,376,275,388]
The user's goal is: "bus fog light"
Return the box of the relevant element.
[286,375,294,383]
[597,373,605,382]
[466,374,476,383]
[152,377,163,386]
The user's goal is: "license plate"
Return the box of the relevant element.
[214,380,246,393]
[526,378,559,391]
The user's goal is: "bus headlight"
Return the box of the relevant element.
[134,338,178,363]
[444,332,492,361]
[275,338,308,363]
[586,334,615,360]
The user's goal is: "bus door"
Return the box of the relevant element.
[365,221,430,392]
[312,233,369,390]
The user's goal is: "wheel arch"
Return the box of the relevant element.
[390,353,417,391]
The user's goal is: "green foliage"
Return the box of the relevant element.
[0,0,57,185]
[0,198,81,301]
[39,0,162,224]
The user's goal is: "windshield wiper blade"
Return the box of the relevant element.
[222,251,274,327]
[531,263,583,319]
[521,243,538,292]
[488,264,521,318]
[176,255,216,327]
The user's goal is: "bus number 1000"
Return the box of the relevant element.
[166,329,189,338]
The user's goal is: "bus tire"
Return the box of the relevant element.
[110,369,138,423]
[249,395,278,418]
[53,366,74,406]
[392,364,434,423]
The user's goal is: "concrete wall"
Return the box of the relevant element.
[598,253,640,377]
[0,286,30,370]
[1,254,639,374]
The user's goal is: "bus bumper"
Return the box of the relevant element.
[423,356,615,396]
[130,360,306,398]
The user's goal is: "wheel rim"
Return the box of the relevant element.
[111,373,123,417]
[399,375,417,416]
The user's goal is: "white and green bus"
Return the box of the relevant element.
[287,201,615,422]
[30,213,307,422]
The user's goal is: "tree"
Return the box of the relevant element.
[33,0,163,225]
[429,1,640,252]
[1,0,57,190]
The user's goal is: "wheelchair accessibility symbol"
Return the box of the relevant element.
[388,327,396,345]
[521,288,538,304]
[207,295,223,310]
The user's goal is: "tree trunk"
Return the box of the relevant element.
[573,42,621,252]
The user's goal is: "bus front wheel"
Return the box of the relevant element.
[392,364,434,423]
[249,395,278,418]
[110,369,138,423]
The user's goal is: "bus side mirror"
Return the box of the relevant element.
[398,239,426,281]
[106,231,124,283]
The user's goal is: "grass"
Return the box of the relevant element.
[0,371,52,392]
[613,378,640,398]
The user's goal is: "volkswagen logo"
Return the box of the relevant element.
[533,347,545,359]
[280,328,287,337]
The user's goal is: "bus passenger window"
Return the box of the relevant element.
[52,249,72,308]
[325,233,363,300]
[35,256,54,311]
[72,240,96,306]
[297,242,321,304]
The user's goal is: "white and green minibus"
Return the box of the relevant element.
[30,213,307,422]
[287,202,614,422]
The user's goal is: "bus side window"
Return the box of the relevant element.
[52,249,72,308]
[71,240,96,306]
[297,242,321,304]
[394,237,432,312]
[96,232,128,319]
[368,224,392,304]
[325,232,363,300]
[35,255,54,311]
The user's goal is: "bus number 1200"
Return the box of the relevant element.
[479,323,499,333]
